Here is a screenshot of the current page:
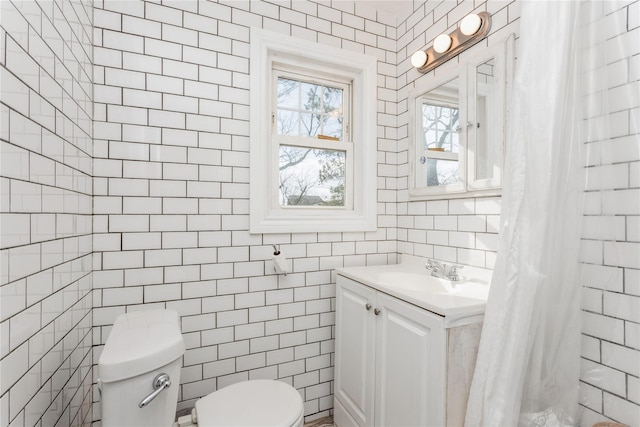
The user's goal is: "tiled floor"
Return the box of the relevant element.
[304,416,334,427]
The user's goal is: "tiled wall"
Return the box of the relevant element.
[91,0,398,421]
[579,1,640,426]
[1,0,637,426]
[394,0,519,270]
[0,0,94,426]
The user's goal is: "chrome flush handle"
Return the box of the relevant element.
[138,373,171,408]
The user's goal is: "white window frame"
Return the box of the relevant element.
[250,28,377,234]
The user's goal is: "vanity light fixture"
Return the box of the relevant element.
[411,50,428,68]
[412,12,491,74]
[433,34,453,53]
[460,13,483,36]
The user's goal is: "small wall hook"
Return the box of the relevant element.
[272,244,280,255]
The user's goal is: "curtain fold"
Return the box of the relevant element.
[464,1,596,425]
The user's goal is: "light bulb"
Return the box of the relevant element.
[433,34,452,53]
[411,50,428,68]
[460,13,482,36]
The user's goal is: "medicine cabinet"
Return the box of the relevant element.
[409,35,514,200]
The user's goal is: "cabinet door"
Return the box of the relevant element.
[374,292,446,427]
[335,277,377,427]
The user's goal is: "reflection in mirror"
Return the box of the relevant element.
[417,77,461,188]
[474,58,499,181]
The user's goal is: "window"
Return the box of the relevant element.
[274,71,351,208]
[250,28,377,233]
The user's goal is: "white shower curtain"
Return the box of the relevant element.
[464,1,607,425]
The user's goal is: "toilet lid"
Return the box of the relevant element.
[195,380,304,427]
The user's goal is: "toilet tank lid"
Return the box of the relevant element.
[98,309,185,382]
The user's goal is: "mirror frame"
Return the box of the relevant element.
[408,35,515,201]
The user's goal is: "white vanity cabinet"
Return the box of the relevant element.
[335,275,446,427]
[334,274,482,427]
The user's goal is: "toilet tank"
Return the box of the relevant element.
[98,309,185,427]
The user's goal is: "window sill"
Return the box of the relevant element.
[250,212,377,234]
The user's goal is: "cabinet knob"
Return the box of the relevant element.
[365,303,372,311]
[374,308,381,316]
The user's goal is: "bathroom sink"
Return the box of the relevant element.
[335,255,493,324]
[374,271,447,292]
[373,270,489,299]
[441,279,490,299]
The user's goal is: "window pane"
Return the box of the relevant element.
[279,145,346,207]
[301,113,322,137]
[300,82,322,112]
[418,159,459,187]
[275,75,345,141]
[277,78,299,109]
[323,117,343,139]
[324,87,343,115]
[277,110,300,136]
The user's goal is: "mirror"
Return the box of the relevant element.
[416,76,462,189]
[473,57,500,182]
[409,35,514,199]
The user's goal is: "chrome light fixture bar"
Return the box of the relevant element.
[412,12,492,73]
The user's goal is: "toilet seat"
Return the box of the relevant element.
[195,380,304,427]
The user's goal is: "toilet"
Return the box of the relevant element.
[98,309,304,427]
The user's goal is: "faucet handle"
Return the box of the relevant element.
[448,264,464,281]
[426,259,442,270]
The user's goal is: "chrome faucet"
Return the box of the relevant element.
[425,259,464,281]
[426,259,446,278]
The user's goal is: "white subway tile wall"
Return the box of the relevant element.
[577,2,640,425]
[91,0,397,422]
[0,0,94,426]
[1,0,637,425]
